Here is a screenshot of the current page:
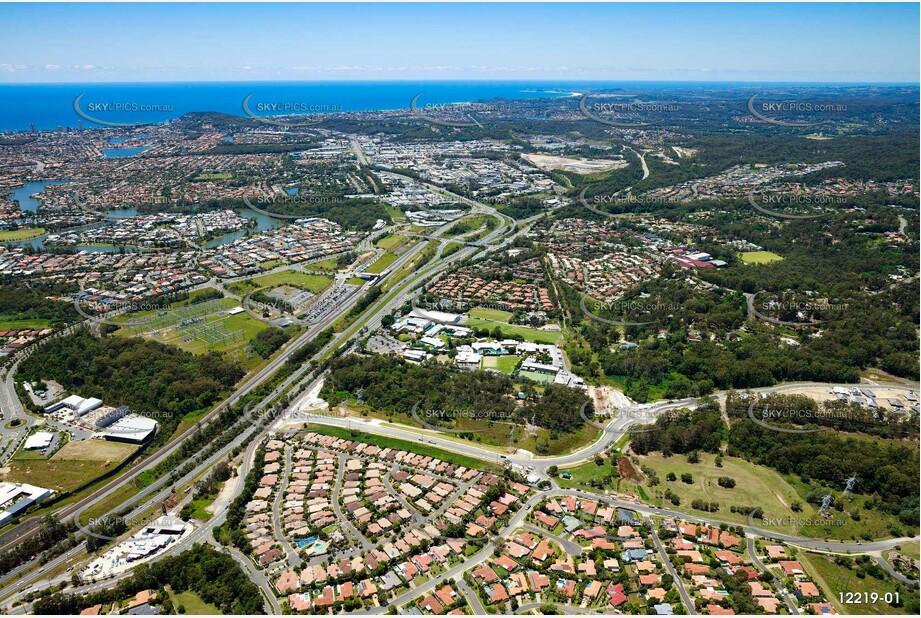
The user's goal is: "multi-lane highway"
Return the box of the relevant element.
[0,175,518,608]
[4,148,917,613]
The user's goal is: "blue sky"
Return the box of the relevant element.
[1,2,918,83]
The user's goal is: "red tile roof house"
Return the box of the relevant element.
[795,580,822,599]
[493,555,520,572]
[531,540,554,562]
[684,563,711,576]
[715,550,744,565]
[275,571,300,594]
[420,594,444,614]
[287,594,311,612]
[556,578,576,598]
[779,560,805,576]
[473,565,500,584]
[485,583,509,604]
[584,580,603,600]
[706,604,735,615]
[607,583,628,607]
[434,585,456,608]
[506,542,531,559]
[527,570,550,591]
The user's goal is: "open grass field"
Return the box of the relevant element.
[0,317,52,330]
[494,355,520,374]
[308,424,498,470]
[384,205,406,224]
[797,550,912,615]
[468,307,514,322]
[365,252,398,274]
[374,234,410,251]
[464,318,561,344]
[739,250,783,264]
[2,440,137,492]
[628,451,911,541]
[309,257,341,272]
[0,227,45,241]
[192,172,232,181]
[628,451,811,534]
[170,590,222,615]
[227,271,332,295]
[11,447,49,461]
[50,439,138,462]
[556,456,617,490]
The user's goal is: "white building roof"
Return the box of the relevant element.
[24,432,54,450]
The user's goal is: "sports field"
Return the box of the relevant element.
[464,318,561,344]
[468,307,514,322]
[0,227,45,241]
[739,251,783,264]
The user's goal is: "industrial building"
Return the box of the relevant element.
[94,405,131,429]
[45,394,103,416]
[23,431,54,451]
[0,482,53,525]
[101,414,158,444]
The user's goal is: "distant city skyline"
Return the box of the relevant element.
[0,2,918,84]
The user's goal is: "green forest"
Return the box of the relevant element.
[32,543,263,615]
[17,330,244,439]
[320,353,591,433]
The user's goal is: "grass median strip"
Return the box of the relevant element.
[306,425,498,471]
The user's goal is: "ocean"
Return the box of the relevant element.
[0,80,858,133]
[0,81,586,132]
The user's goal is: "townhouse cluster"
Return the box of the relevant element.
[641,161,847,203]
[201,219,359,277]
[428,271,554,313]
[0,246,206,301]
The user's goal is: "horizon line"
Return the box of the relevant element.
[1,78,919,87]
